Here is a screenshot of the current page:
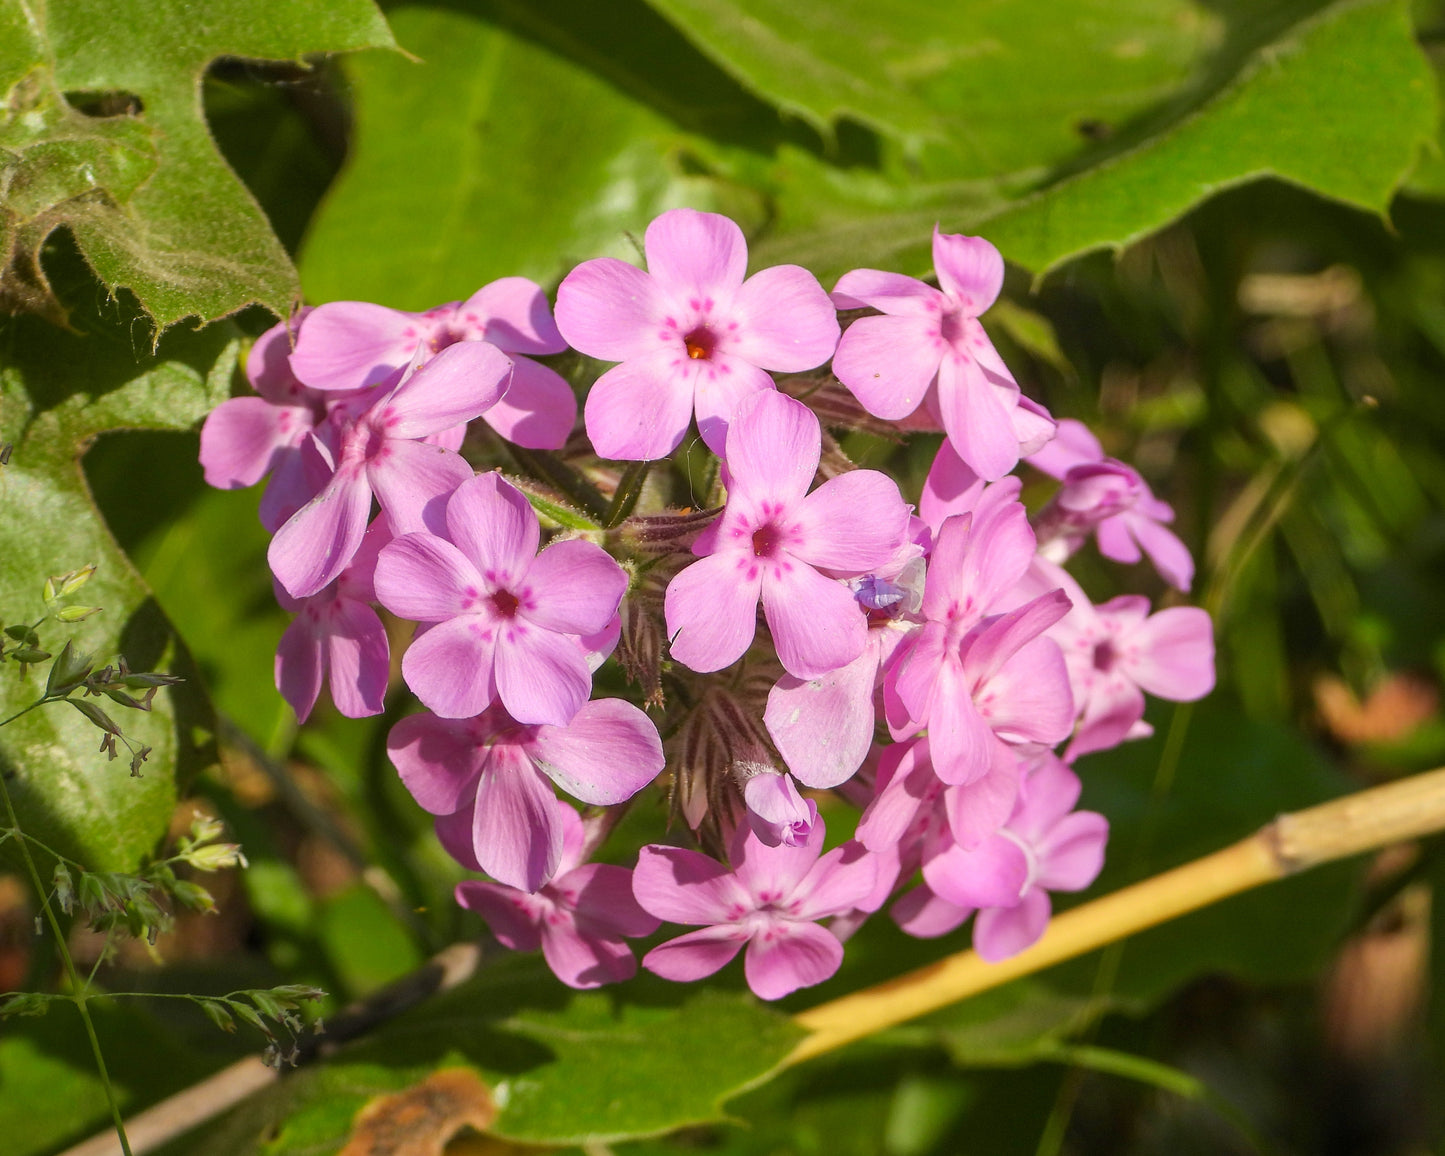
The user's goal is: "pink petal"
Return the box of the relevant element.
[1067,674,1146,761]
[323,599,390,718]
[1095,515,1142,565]
[765,647,878,790]
[401,616,498,719]
[791,470,909,573]
[435,803,483,871]
[633,845,751,924]
[664,553,764,674]
[973,889,1051,962]
[444,472,540,584]
[1012,394,1056,458]
[831,269,945,315]
[691,354,777,456]
[724,389,820,510]
[268,467,373,599]
[1026,418,1104,479]
[526,698,664,804]
[642,924,749,983]
[478,356,576,450]
[1035,811,1109,892]
[891,884,971,938]
[290,301,425,391]
[522,539,628,636]
[200,397,309,489]
[920,504,1034,627]
[554,258,667,362]
[455,881,543,951]
[540,920,638,988]
[962,590,1073,688]
[246,311,311,403]
[936,353,1021,481]
[457,277,567,355]
[831,312,943,420]
[1123,606,1215,700]
[731,818,825,907]
[274,616,324,723]
[1128,513,1195,592]
[374,533,486,622]
[567,862,662,939]
[495,621,594,727]
[743,919,844,1000]
[336,515,393,604]
[763,559,867,680]
[474,746,563,892]
[920,438,984,530]
[975,636,1075,749]
[583,351,696,461]
[727,264,839,372]
[379,340,513,438]
[259,434,333,532]
[387,712,485,815]
[932,230,1003,316]
[793,841,879,920]
[368,439,473,536]
[920,662,997,786]
[922,834,1029,910]
[943,744,1020,849]
[644,208,747,299]
[856,738,936,851]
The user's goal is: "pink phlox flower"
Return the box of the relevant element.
[912,753,1108,960]
[831,228,1055,481]
[202,308,379,526]
[665,390,911,680]
[389,696,664,892]
[884,503,1075,785]
[455,800,661,988]
[289,279,577,450]
[1026,419,1194,591]
[1023,558,1215,760]
[764,555,924,790]
[739,768,817,848]
[268,341,514,599]
[555,208,840,460]
[375,472,628,725]
[857,734,1023,861]
[633,817,879,1000]
[274,516,393,723]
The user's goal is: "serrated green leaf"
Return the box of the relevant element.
[0,260,237,872]
[0,0,395,330]
[743,0,1437,283]
[190,957,804,1154]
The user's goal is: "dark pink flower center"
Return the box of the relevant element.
[684,324,717,360]
[751,522,784,558]
[939,309,966,346]
[1092,639,1117,672]
[491,589,521,618]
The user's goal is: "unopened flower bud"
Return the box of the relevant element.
[46,640,95,697]
[55,605,101,623]
[182,842,249,872]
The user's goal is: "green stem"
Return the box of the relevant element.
[0,696,50,729]
[505,445,611,521]
[0,769,132,1156]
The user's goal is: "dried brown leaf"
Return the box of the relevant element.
[339,1068,497,1156]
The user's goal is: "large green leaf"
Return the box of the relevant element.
[735,0,1437,283]
[299,1,766,309]
[0,252,238,871]
[188,956,804,1152]
[0,0,394,330]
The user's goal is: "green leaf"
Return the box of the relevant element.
[193,956,804,1153]
[0,0,395,330]
[0,256,236,872]
[740,0,1437,282]
[299,1,765,309]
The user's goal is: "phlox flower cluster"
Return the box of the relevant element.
[201,209,1215,1000]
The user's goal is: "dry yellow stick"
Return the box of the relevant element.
[788,765,1445,1065]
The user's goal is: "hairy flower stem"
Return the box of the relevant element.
[0,749,133,1156]
[786,762,1445,1065]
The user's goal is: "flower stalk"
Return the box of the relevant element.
[786,763,1445,1065]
